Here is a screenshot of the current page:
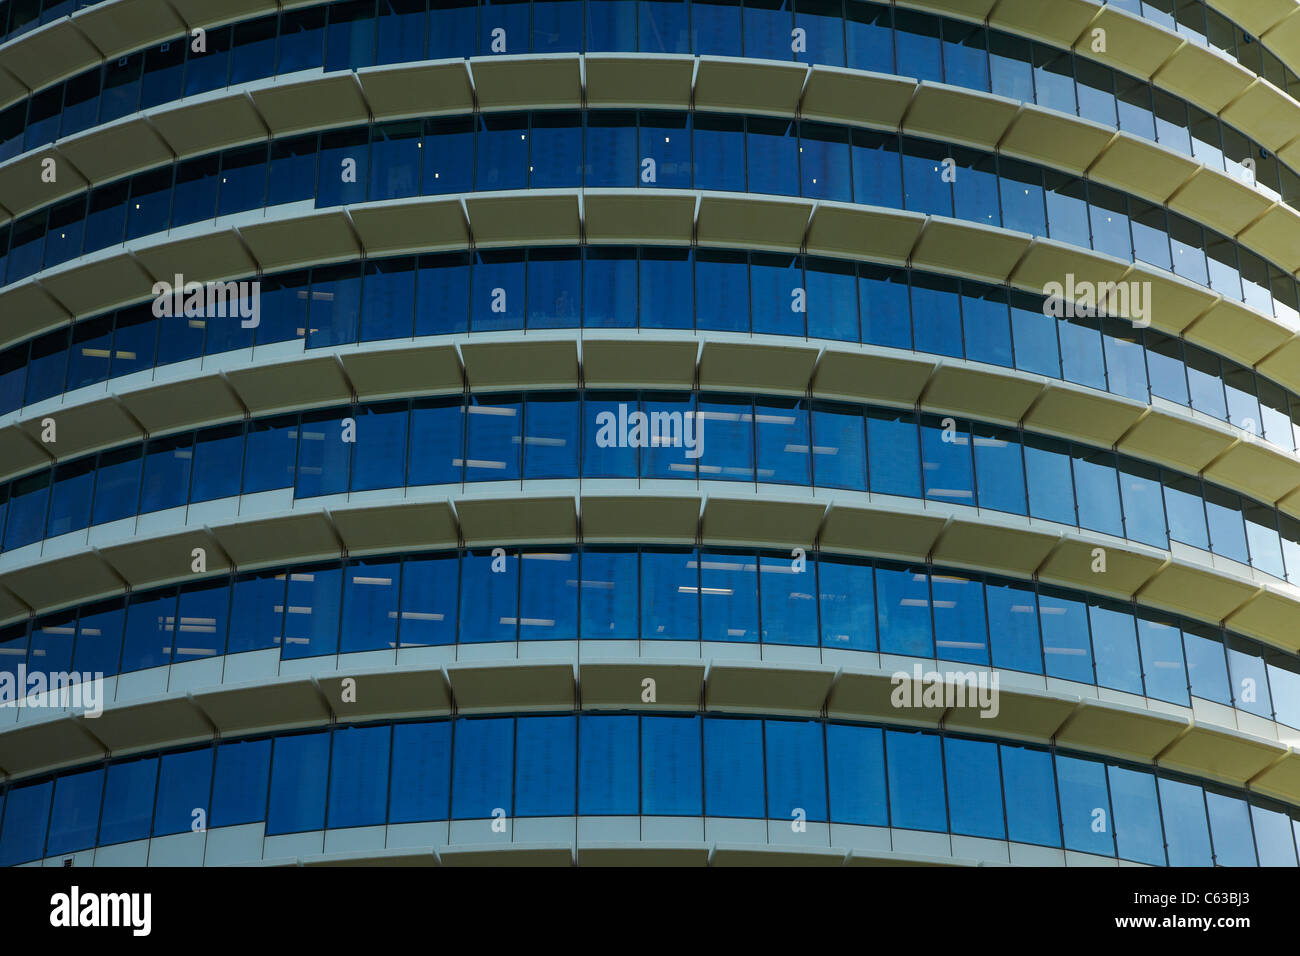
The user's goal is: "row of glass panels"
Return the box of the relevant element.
[2,547,1297,724]
[2,0,1295,206]
[5,248,1296,453]
[4,114,1295,328]
[1,714,1297,867]
[2,390,1298,580]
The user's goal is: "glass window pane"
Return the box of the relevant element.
[515,715,576,816]
[327,724,390,829]
[885,729,946,831]
[266,731,329,835]
[388,720,452,823]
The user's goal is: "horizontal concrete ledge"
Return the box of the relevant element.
[283,842,989,867]
[0,0,1296,231]
[4,329,1297,523]
[2,187,1294,409]
[2,649,1298,811]
[0,46,1296,289]
[0,479,1297,653]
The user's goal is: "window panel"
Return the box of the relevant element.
[266,732,329,835]
[515,715,576,816]
[389,720,452,823]
[944,737,1004,839]
[641,715,702,815]
[153,747,212,836]
[885,729,946,831]
[327,724,390,829]
[578,714,637,814]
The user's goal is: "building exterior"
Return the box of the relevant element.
[0,0,1299,867]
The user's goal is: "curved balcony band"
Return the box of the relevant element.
[1,0,1298,201]
[3,113,1298,339]
[2,390,1300,586]
[3,544,1299,734]
[4,247,1299,459]
[2,712,1299,867]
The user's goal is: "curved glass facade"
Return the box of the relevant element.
[3,391,1299,581]
[4,112,1298,327]
[3,546,1299,725]
[5,247,1298,452]
[2,0,1297,203]
[2,0,1297,871]
[2,713,1298,867]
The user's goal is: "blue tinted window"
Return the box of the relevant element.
[121,590,177,673]
[765,719,826,822]
[46,768,104,856]
[818,556,874,651]
[700,548,758,643]
[341,558,400,653]
[697,394,754,482]
[986,581,1040,673]
[98,757,157,847]
[703,717,764,818]
[1023,436,1075,526]
[1056,754,1114,856]
[399,554,459,646]
[459,548,517,643]
[153,747,212,836]
[920,414,973,505]
[408,397,464,485]
[359,256,417,342]
[281,564,342,659]
[210,738,271,832]
[242,415,297,494]
[1250,805,1297,867]
[227,571,285,655]
[973,422,1025,515]
[73,600,125,676]
[516,715,576,815]
[931,573,987,665]
[759,551,817,646]
[1158,777,1212,866]
[696,249,748,331]
[885,729,946,831]
[875,565,932,658]
[639,248,691,329]
[826,723,886,825]
[944,738,1004,839]
[641,715,701,815]
[295,409,352,499]
[1039,589,1093,684]
[519,549,578,641]
[349,403,408,493]
[1001,744,1059,846]
[866,408,919,497]
[0,781,51,865]
[578,714,637,814]
[1136,616,1188,705]
[452,717,514,819]
[140,433,192,514]
[579,549,637,639]
[389,720,452,823]
[416,252,470,335]
[190,424,244,503]
[328,724,390,829]
[811,401,866,491]
[174,581,228,664]
[1205,791,1256,866]
[756,396,810,486]
[1090,602,1143,695]
[526,247,580,327]
[1108,766,1164,865]
[267,732,329,835]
